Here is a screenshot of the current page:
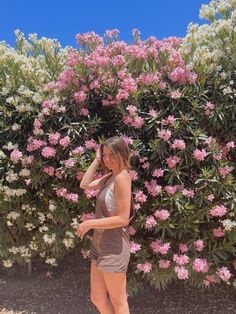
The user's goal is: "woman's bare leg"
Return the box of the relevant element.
[90,260,115,314]
[103,271,129,314]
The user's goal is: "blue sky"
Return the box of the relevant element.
[0,0,210,48]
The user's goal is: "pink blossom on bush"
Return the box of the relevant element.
[171,139,186,150]
[217,266,232,282]
[210,204,227,217]
[127,226,136,236]
[203,275,218,287]
[226,141,235,149]
[130,241,141,254]
[179,243,188,253]
[150,239,171,255]
[81,212,96,222]
[144,180,162,197]
[41,146,56,158]
[192,258,209,273]
[129,170,138,181]
[166,155,181,168]
[63,158,76,168]
[207,194,215,202]
[59,136,70,148]
[213,227,225,237]
[193,149,207,161]
[175,266,189,280]
[164,185,178,195]
[72,146,84,155]
[48,132,61,145]
[85,139,97,149]
[43,166,55,176]
[152,168,164,178]
[170,90,181,99]
[149,109,157,118]
[137,262,152,273]
[26,138,46,152]
[134,190,147,203]
[126,105,137,114]
[173,254,190,266]
[65,193,79,203]
[33,118,42,129]
[218,166,232,178]
[194,239,204,252]
[104,29,120,38]
[182,188,194,198]
[145,215,157,229]
[74,91,87,103]
[84,189,99,198]
[159,259,171,269]
[158,129,172,141]
[79,108,89,116]
[10,149,22,162]
[154,209,170,221]
[76,171,84,180]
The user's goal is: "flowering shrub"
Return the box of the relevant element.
[0,0,235,293]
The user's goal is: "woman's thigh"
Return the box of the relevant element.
[102,271,127,304]
[90,260,108,301]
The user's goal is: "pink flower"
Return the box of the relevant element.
[217,266,232,282]
[150,239,171,255]
[41,146,56,158]
[126,105,137,114]
[164,185,178,195]
[213,227,225,238]
[210,204,227,217]
[154,209,170,221]
[65,193,79,203]
[173,254,190,266]
[144,180,162,197]
[33,118,42,129]
[79,108,89,116]
[130,242,141,254]
[76,171,84,180]
[131,115,145,129]
[166,155,181,168]
[193,149,207,161]
[59,136,70,148]
[137,262,152,273]
[134,190,147,203]
[10,149,22,162]
[203,275,218,287]
[129,170,138,181]
[182,189,194,198]
[192,258,209,273]
[170,90,181,99]
[175,266,189,280]
[48,132,61,145]
[149,109,157,118]
[207,194,215,202]
[84,189,99,198]
[72,146,84,155]
[194,239,204,252]
[152,168,164,178]
[145,215,157,229]
[158,129,172,141]
[85,139,97,149]
[171,139,186,150]
[159,259,171,269]
[218,166,232,178]
[81,212,96,222]
[63,158,76,168]
[127,226,136,236]
[104,29,119,38]
[74,91,87,103]
[43,166,55,176]
[226,141,235,149]
[179,243,188,253]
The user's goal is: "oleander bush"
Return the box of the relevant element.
[0,0,235,293]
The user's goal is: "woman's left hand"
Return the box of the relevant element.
[76,221,92,240]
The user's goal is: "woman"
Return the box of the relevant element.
[76,136,132,314]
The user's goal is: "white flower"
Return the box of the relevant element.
[19,168,30,177]
[43,233,56,244]
[45,258,57,266]
[49,203,57,211]
[63,238,75,249]
[11,123,21,131]
[222,219,236,231]
[25,223,36,231]
[3,260,13,268]
[7,211,20,220]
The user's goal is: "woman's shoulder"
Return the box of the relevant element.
[115,170,131,184]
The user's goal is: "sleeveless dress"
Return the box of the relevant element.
[90,173,131,273]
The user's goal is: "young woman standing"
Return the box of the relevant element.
[77,136,132,314]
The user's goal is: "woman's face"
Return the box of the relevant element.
[102,145,121,172]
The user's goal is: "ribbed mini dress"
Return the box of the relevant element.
[90,173,131,273]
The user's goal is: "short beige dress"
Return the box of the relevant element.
[90,173,131,272]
